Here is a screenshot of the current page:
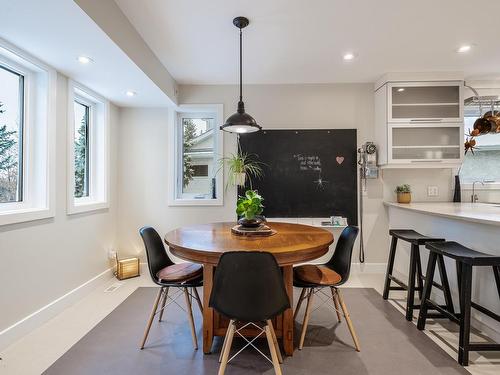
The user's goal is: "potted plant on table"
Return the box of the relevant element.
[395,184,412,204]
[236,190,264,228]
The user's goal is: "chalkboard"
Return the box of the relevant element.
[239,129,358,225]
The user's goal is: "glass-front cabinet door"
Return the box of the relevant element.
[389,124,463,164]
[388,82,463,123]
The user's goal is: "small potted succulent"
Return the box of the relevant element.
[395,184,412,204]
[236,190,264,227]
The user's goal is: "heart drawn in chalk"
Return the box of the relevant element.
[336,156,345,165]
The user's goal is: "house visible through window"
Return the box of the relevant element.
[192,165,209,177]
[74,100,90,198]
[461,110,500,183]
[0,64,24,203]
[180,115,216,199]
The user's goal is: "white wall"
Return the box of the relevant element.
[0,73,118,336]
[116,107,233,259]
[117,83,499,266]
[117,84,387,263]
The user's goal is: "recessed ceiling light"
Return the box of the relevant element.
[126,90,137,97]
[457,45,472,53]
[77,56,93,64]
[397,88,405,92]
[343,52,355,61]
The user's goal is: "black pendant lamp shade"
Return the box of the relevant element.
[220,17,261,134]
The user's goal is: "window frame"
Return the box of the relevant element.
[168,104,223,206]
[73,98,91,198]
[0,37,56,226]
[0,63,25,203]
[460,109,500,190]
[67,80,110,214]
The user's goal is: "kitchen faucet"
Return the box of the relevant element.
[471,181,484,203]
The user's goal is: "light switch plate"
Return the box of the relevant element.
[427,185,439,197]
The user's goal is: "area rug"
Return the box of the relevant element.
[43,287,469,374]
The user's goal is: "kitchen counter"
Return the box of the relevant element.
[384,201,500,342]
[383,201,500,226]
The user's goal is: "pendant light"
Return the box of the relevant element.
[220,17,262,133]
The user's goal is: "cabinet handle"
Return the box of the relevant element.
[410,119,443,122]
[410,160,443,163]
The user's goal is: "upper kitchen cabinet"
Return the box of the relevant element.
[389,82,463,123]
[375,78,464,168]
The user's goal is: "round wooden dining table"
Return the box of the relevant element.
[164,221,334,356]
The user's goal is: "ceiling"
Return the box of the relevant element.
[0,0,170,107]
[116,0,500,85]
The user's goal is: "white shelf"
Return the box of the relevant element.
[392,145,460,149]
[392,102,459,107]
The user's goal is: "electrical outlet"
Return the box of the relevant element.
[427,186,439,197]
[108,249,117,260]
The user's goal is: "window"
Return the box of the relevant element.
[0,39,56,226]
[168,105,223,206]
[67,81,109,214]
[0,65,24,203]
[460,110,500,185]
[73,100,90,198]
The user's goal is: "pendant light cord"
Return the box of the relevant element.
[239,27,243,103]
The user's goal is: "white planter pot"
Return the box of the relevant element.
[233,172,246,186]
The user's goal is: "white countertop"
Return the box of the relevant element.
[384,202,500,226]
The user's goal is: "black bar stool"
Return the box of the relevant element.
[417,241,500,366]
[383,229,447,321]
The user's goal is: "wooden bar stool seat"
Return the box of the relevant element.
[383,229,446,321]
[417,241,500,366]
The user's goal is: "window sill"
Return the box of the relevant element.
[168,198,223,207]
[461,182,500,191]
[0,206,54,226]
[67,200,109,215]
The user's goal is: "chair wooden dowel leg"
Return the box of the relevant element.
[158,287,169,322]
[266,320,283,363]
[140,287,163,349]
[336,288,361,352]
[218,325,230,363]
[265,324,283,375]
[184,287,198,350]
[193,287,204,313]
[218,320,236,375]
[294,288,307,321]
[331,287,342,323]
[299,289,314,350]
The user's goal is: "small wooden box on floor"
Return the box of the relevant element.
[115,257,140,280]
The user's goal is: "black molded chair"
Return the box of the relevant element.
[139,226,203,350]
[293,225,360,351]
[209,251,290,375]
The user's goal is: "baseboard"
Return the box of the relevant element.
[0,267,114,351]
[351,262,386,273]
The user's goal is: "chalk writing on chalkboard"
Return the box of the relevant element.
[293,154,322,172]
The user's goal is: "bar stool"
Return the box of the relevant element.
[417,241,500,366]
[383,229,447,321]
